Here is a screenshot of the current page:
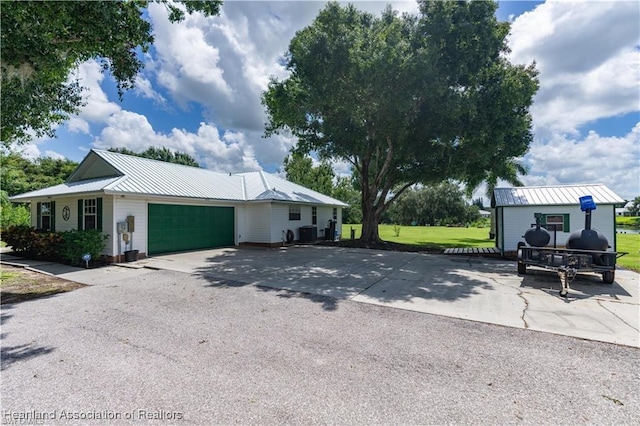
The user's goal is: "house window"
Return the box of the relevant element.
[84,199,97,230]
[312,206,317,225]
[40,202,52,230]
[332,207,337,221]
[289,205,301,221]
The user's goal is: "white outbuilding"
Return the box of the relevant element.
[491,184,624,256]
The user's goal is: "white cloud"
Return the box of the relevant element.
[73,61,121,123]
[524,123,640,200]
[93,110,261,173]
[508,1,640,134]
[15,143,41,160]
[134,75,167,105]
[43,150,65,160]
[64,60,122,136]
[67,117,90,134]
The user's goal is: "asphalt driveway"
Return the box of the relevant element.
[136,245,640,348]
[2,263,639,424]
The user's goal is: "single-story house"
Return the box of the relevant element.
[9,149,348,261]
[615,201,634,217]
[491,184,624,256]
[478,209,491,218]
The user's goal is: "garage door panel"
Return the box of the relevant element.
[148,204,234,255]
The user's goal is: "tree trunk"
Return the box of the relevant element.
[360,199,381,244]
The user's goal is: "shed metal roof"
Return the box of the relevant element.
[492,184,624,207]
[10,149,348,207]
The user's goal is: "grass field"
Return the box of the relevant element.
[342,224,639,272]
[616,216,639,228]
[616,233,640,272]
[342,224,493,248]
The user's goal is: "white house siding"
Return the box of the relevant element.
[500,204,617,253]
[101,196,114,257]
[270,203,299,243]
[113,197,148,257]
[54,197,81,233]
[243,202,272,244]
[235,205,246,245]
[268,203,343,243]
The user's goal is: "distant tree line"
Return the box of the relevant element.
[384,182,482,226]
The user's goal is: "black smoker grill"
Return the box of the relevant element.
[517,196,627,297]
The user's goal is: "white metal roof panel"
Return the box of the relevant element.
[238,171,348,206]
[493,184,624,207]
[9,177,123,201]
[94,150,245,200]
[10,149,347,207]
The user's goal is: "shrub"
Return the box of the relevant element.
[1,224,34,252]
[31,230,63,260]
[1,225,63,260]
[59,229,108,266]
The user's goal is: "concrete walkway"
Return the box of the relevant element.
[0,253,153,285]
[133,245,640,347]
[2,246,638,347]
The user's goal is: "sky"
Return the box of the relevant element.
[13,0,640,201]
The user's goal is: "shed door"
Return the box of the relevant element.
[148,204,234,255]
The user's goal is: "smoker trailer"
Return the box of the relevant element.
[516,196,627,297]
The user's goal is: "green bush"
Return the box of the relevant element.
[59,229,108,266]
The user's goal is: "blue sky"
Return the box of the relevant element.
[14,1,640,201]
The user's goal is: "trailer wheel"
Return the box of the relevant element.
[602,271,615,284]
[517,261,527,275]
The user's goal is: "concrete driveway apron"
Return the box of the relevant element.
[136,245,639,347]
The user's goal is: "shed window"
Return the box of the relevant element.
[332,207,337,220]
[541,214,570,232]
[289,205,301,221]
[312,206,317,225]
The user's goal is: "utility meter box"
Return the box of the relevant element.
[126,215,135,233]
[117,222,128,234]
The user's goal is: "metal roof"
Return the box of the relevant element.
[492,184,624,207]
[238,171,348,206]
[10,149,348,207]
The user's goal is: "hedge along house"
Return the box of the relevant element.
[9,149,347,261]
[491,184,624,257]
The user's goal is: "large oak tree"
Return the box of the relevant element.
[263,1,538,243]
[1,0,222,146]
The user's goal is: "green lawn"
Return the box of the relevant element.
[342,224,493,248]
[342,224,640,272]
[616,233,640,272]
[616,216,639,228]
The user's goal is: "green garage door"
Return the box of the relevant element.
[148,204,234,255]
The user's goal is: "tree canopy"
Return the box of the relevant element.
[386,182,481,226]
[1,0,222,147]
[283,152,335,196]
[108,147,201,167]
[263,1,538,243]
[0,152,78,197]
